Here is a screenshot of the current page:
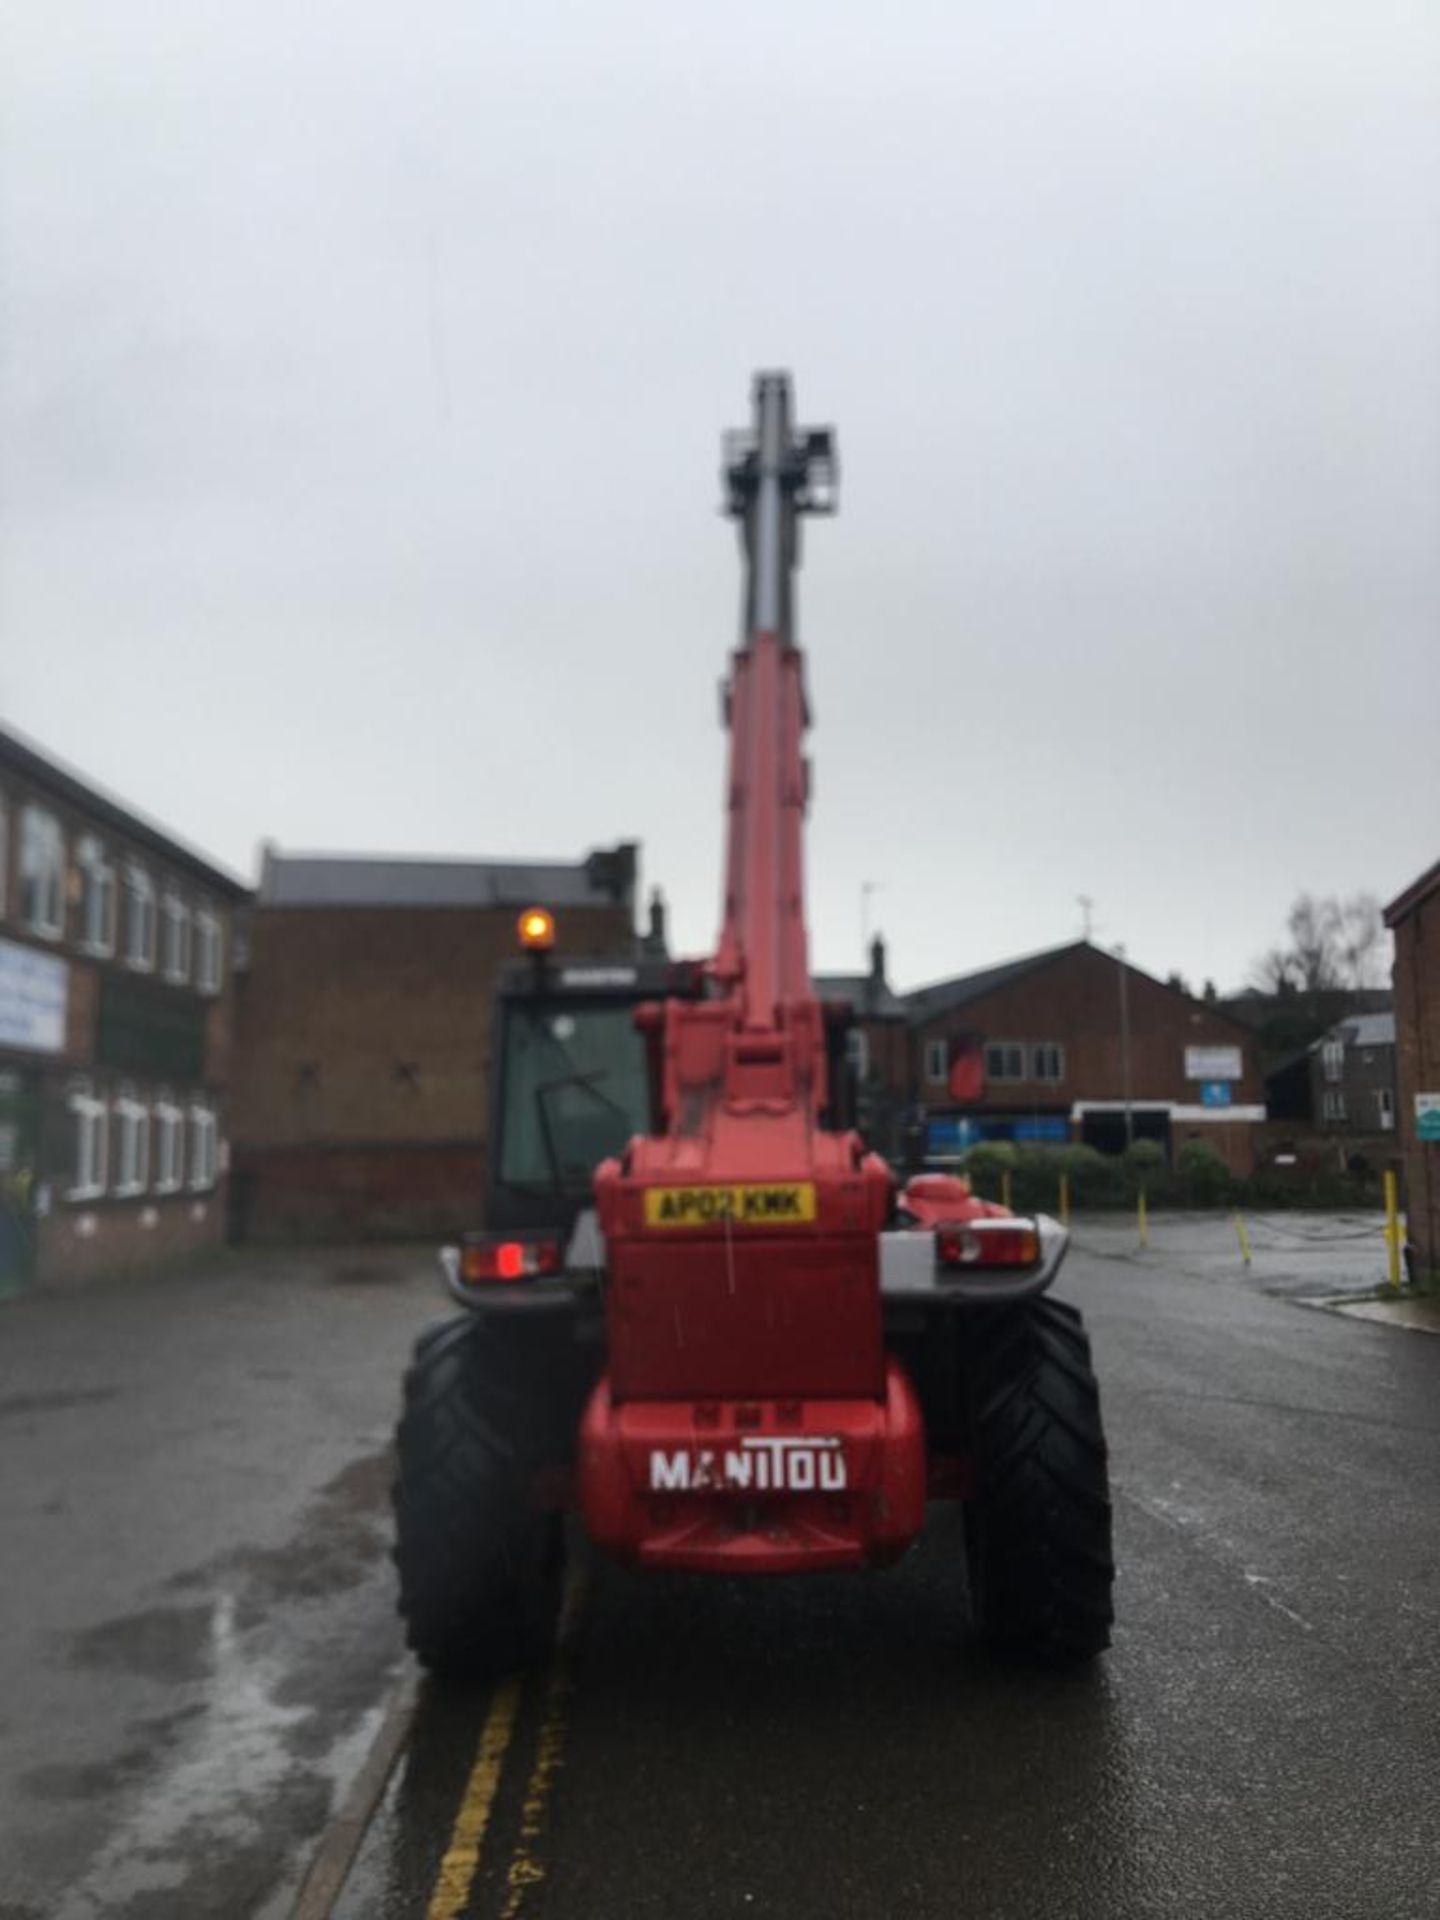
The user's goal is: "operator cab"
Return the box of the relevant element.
[490,981,651,1229]
[483,928,699,1239]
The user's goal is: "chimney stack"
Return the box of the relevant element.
[645,887,669,956]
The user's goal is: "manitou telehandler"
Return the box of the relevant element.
[392,374,1114,1672]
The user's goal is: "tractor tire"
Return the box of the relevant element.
[393,1316,562,1682]
[963,1295,1114,1665]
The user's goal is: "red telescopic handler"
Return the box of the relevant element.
[392,374,1114,1674]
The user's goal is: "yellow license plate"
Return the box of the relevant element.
[644,1183,818,1229]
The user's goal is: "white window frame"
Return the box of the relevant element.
[985,1041,1027,1082]
[1321,1040,1344,1083]
[188,1100,218,1191]
[1031,1043,1066,1084]
[161,890,192,985]
[1377,1087,1395,1131]
[195,905,223,995]
[77,835,118,956]
[846,1026,870,1082]
[112,1087,150,1197]
[67,1082,108,1200]
[924,1038,948,1084]
[20,804,65,940]
[153,1093,185,1194]
[124,862,157,971]
[1321,1089,1347,1124]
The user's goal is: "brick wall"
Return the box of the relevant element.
[35,1189,226,1286]
[1392,888,1440,1280]
[231,1144,487,1242]
[231,901,633,1237]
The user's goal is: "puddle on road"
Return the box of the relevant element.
[49,1589,392,1920]
[0,1387,120,1424]
[159,1449,393,1617]
[20,1708,204,1803]
[37,1448,405,1920]
[64,1604,216,1685]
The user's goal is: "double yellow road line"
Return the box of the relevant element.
[427,1566,587,1920]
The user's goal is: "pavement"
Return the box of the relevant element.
[4,1215,1439,1919]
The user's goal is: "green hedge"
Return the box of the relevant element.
[957,1139,1381,1212]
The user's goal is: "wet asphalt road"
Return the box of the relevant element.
[3,1218,1437,1919]
[0,1246,438,1920]
[337,1216,1440,1920]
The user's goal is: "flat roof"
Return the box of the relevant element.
[257,844,638,912]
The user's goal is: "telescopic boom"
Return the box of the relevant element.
[711,373,837,1042]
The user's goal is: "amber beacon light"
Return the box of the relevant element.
[518,906,556,951]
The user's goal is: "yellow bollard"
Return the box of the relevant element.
[1059,1171,1071,1227]
[1001,1167,1013,1213]
[1138,1185,1149,1249]
[1234,1208,1252,1267]
[1383,1169,1402,1291]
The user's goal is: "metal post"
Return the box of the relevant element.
[1116,945,1133,1148]
[1059,1172,1071,1227]
[1234,1209,1252,1267]
[1383,1169,1402,1291]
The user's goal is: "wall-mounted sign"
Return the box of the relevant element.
[1014,1116,1070,1143]
[1200,1081,1232,1108]
[1185,1045,1242,1082]
[0,939,68,1055]
[926,1116,983,1156]
[1417,1094,1440,1144]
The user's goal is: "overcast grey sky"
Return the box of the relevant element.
[3,2,1437,992]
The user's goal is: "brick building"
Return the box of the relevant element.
[1386,858,1440,1284]
[230,843,640,1240]
[1307,1012,1398,1139]
[822,938,1265,1172]
[0,726,246,1291]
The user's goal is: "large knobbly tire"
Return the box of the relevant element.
[393,1316,561,1682]
[964,1295,1115,1665]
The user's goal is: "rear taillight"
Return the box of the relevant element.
[460,1237,563,1284]
[936,1220,1041,1270]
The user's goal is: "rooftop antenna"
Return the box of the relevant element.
[1077,894,1095,941]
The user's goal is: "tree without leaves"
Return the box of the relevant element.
[1249,892,1389,995]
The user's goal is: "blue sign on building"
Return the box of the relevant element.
[1014,1116,1069,1143]
[926,1114,1070,1155]
[1200,1081,1232,1108]
[926,1117,982,1156]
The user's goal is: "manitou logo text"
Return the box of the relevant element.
[647,1436,847,1493]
